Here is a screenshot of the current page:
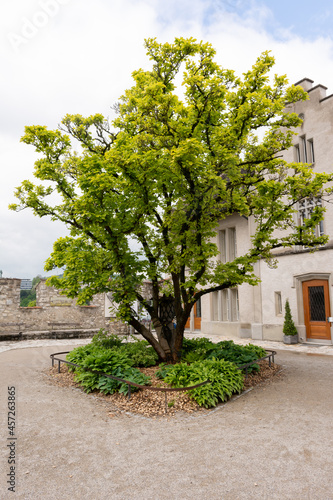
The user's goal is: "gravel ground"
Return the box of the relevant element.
[1,342,333,499]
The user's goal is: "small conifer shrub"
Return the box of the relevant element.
[283,299,298,336]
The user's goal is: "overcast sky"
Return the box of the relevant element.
[1,0,333,279]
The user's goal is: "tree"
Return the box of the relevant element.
[10,38,332,362]
[32,274,42,288]
[20,274,42,306]
[283,299,298,337]
[20,289,35,307]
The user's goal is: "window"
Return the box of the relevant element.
[212,291,219,321]
[300,136,307,162]
[212,288,239,322]
[294,144,301,162]
[228,228,236,261]
[219,230,226,263]
[275,292,282,316]
[307,139,315,164]
[221,289,229,321]
[219,227,237,263]
[298,197,324,238]
[230,289,239,321]
[295,136,314,165]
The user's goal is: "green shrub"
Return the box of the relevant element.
[183,347,210,363]
[74,370,102,393]
[91,333,159,367]
[91,329,124,349]
[283,299,298,336]
[118,340,159,367]
[181,337,215,355]
[67,336,158,371]
[71,349,133,392]
[66,343,151,394]
[162,358,244,408]
[243,343,267,359]
[181,338,266,373]
[66,344,101,372]
[155,363,174,379]
[20,288,36,307]
[80,349,133,373]
[66,336,265,406]
[207,341,266,372]
[98,367,151,396]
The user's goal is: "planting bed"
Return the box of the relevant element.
[46,357,281,418]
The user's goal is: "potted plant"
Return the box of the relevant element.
[283,299,298,344]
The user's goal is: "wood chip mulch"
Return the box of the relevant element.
[44,359,282,419]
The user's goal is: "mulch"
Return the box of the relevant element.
[45,359,282,419]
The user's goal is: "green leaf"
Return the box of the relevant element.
[12,37,332,362]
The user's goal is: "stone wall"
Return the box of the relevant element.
[0,278,129,338]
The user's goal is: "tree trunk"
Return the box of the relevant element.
[129,302,190,363]
[129,316,168,361]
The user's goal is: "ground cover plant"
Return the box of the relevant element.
[181,338,267,372]
[157,359,244,408]
[66,334,268,408]
[66,336,153,395]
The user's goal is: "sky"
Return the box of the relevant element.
[1,0,333,279]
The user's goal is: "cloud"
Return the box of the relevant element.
[0,210,68,278]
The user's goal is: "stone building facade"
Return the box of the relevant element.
[190,78,333,345]
[0,278,129,339]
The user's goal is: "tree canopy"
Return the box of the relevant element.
[10,38,332,361]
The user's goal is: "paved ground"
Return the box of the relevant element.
[1,337,333,499]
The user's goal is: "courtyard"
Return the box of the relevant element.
[1,339,333,499]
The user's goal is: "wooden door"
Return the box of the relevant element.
[184,298,202,330]
[193,298,201,330]
[302,280,331,340]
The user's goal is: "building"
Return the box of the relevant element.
[20,279,32,290]
[187,78,333,345]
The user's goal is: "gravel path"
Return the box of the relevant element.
[1,342,333,499]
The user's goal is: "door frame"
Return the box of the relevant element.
[302,279,331,341]
[185,298,202,331]
[294,272,332,343]
[193,299,201,330]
